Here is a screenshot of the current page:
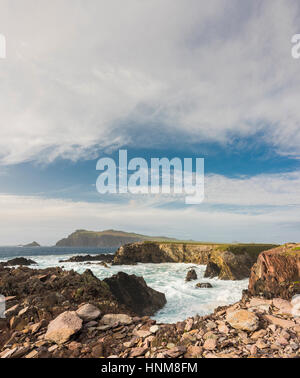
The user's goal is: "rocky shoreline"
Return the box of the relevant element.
[0,242,299,358]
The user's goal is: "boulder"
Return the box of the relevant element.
[226,309,259,332]
[263,314,295,328]
[76,304,101,322]
[185,269,197,282]
[45,311,83,344]
[104,272,166,316]
[196,282,212,288]
[291,295,300,317]
[272,298,293,315]
[248,244,300,299]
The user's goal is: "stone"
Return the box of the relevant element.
[250,345,257,355]
[186,345,203,358]
[185,318,193,332]
[134,330,151,338]
[196,282,213,288]
[18,306,29,317]
[91,343,104,358]
[48,345,58,352]
[150,325,159,334]
[218,323,229,334]
[130,347,148,357]
[226,310,259,332]
[68,341,81,351]
[76,304,101,322]
[167,346,186,358]
[101,314,132,326]
[273,298,292,315]
[0,347,18,358]
[263,315,295,328]
[203,338,217,350]
[45,311,83,344]
[185,269,197,282]
[251,329,267,339]
[25,350,38,358]
[4,304,19,317]
[255,339,268,349]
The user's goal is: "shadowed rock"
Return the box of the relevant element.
[104,272,166,316]
[2,257,37,266]
[185,269,197,282]
[196,282,213,288]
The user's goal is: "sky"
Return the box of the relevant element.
[0,0,300,245]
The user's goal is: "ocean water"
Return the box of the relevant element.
[0,247,248,323]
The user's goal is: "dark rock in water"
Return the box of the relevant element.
[3,257,37,266]
[185,269,197,282]
[59,254,114,263]
[196,282,213,288]
[104,272,166,316]
[23,241,40,247]
[204,261,221,278]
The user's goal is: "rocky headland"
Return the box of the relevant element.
[55,229,177,248]
[113,242,277,280]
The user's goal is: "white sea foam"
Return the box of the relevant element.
[0,254,248,323]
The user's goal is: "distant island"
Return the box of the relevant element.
[55,229,178,248]
[22,241,40,247]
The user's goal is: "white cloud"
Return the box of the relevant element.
[1,169,300,245]
[0,0,300,164]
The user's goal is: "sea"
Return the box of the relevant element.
[0,246,248,323]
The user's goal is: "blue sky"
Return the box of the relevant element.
[0,1,300,245]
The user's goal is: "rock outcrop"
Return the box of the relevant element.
[248,243,300,299]
[113,242,213,265]
[104,272,166,316]
[113,242,277,280]
[22,241,40,247]
[59,254,114,263]
[1,257,37,266]
[185,269,197,282]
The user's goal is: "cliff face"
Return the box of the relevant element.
[248,243,300,299]
[113,242,277,280]
[113,242,213,265]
